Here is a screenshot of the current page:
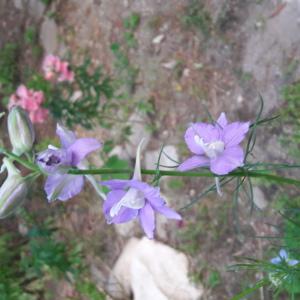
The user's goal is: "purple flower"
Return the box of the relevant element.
[37,124,101,202]
[101,140,182,239]
[178,112,250,175]
[270,249,299,266]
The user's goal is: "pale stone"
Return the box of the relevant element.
[253,186,268,210]
[40,17,58,53]
[162,60,177,69]
[107,238,203,300]
[125,113,151,158]
[145,145,178,171]
[152,34,165,44]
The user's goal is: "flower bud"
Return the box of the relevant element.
[0,158,28,218]
[8,106,35,156]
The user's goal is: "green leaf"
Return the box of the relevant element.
[230,279,269,300]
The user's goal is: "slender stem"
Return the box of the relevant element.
[0,148,39,172]
[68,168,300,187]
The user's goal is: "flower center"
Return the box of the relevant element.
[195,135,225,159]
[110,188,145,218]
[45,155,61,166]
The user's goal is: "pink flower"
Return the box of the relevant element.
[8,85,49,124]
[42,54,74,83]
[29,108,49,124]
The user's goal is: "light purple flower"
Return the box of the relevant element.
[37,124,101,202]
[178,112,250,175]
[101,140,182,239]
[270,249,299,266]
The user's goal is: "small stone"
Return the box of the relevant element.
[253,186,268,210]
[162,60,177,70]
[125,112,151,158]
[193,63,203,70]
[189,189,196,197]
[18,223,29,236]
[183,68,190,77]
[152,34,165,44]
[237,95,244,103]
[40,17,58,53]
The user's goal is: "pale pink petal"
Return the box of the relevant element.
[16,85,29,98]
[30,108,49,123]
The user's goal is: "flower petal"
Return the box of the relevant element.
[222,121,250,147]
[178,155,210,171]
[184,125,204,155]
[68,138,101,166]
[139,203,155,239]
[16,85,29,98]
[132,139,145,181]
[45,173,84,202]
[210,146,244,175]
[129,180,166,207]
[103,190,126,216]
[56,124,76,148]
[103,190,138,224]
[216,112,228,128]
[288,259,299,266]
[101,179,131,190]
[270,257,281,265]
[279,249,288,260]
[154,205,182,220]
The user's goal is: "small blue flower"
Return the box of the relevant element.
[270,249,299,266]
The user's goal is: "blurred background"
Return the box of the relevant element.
[1,0,300,299]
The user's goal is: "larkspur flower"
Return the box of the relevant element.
[270,249,299,266]
[101,140,182,239]
[8,85,49,124]
[36,124,101,202]
[178,112,250,175]
[42,54,74,83]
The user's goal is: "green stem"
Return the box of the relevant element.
[0,148,39,172]
[68,168,300,187]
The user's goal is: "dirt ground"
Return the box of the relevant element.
[1,0,300,299]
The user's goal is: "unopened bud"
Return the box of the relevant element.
[8,106,35,156]
[0,158,28,218]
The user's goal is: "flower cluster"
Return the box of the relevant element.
[0,108,252,239]
[42,54,74,82]
[9,85,49,123]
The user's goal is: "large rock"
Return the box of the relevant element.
[107,238,203,300]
